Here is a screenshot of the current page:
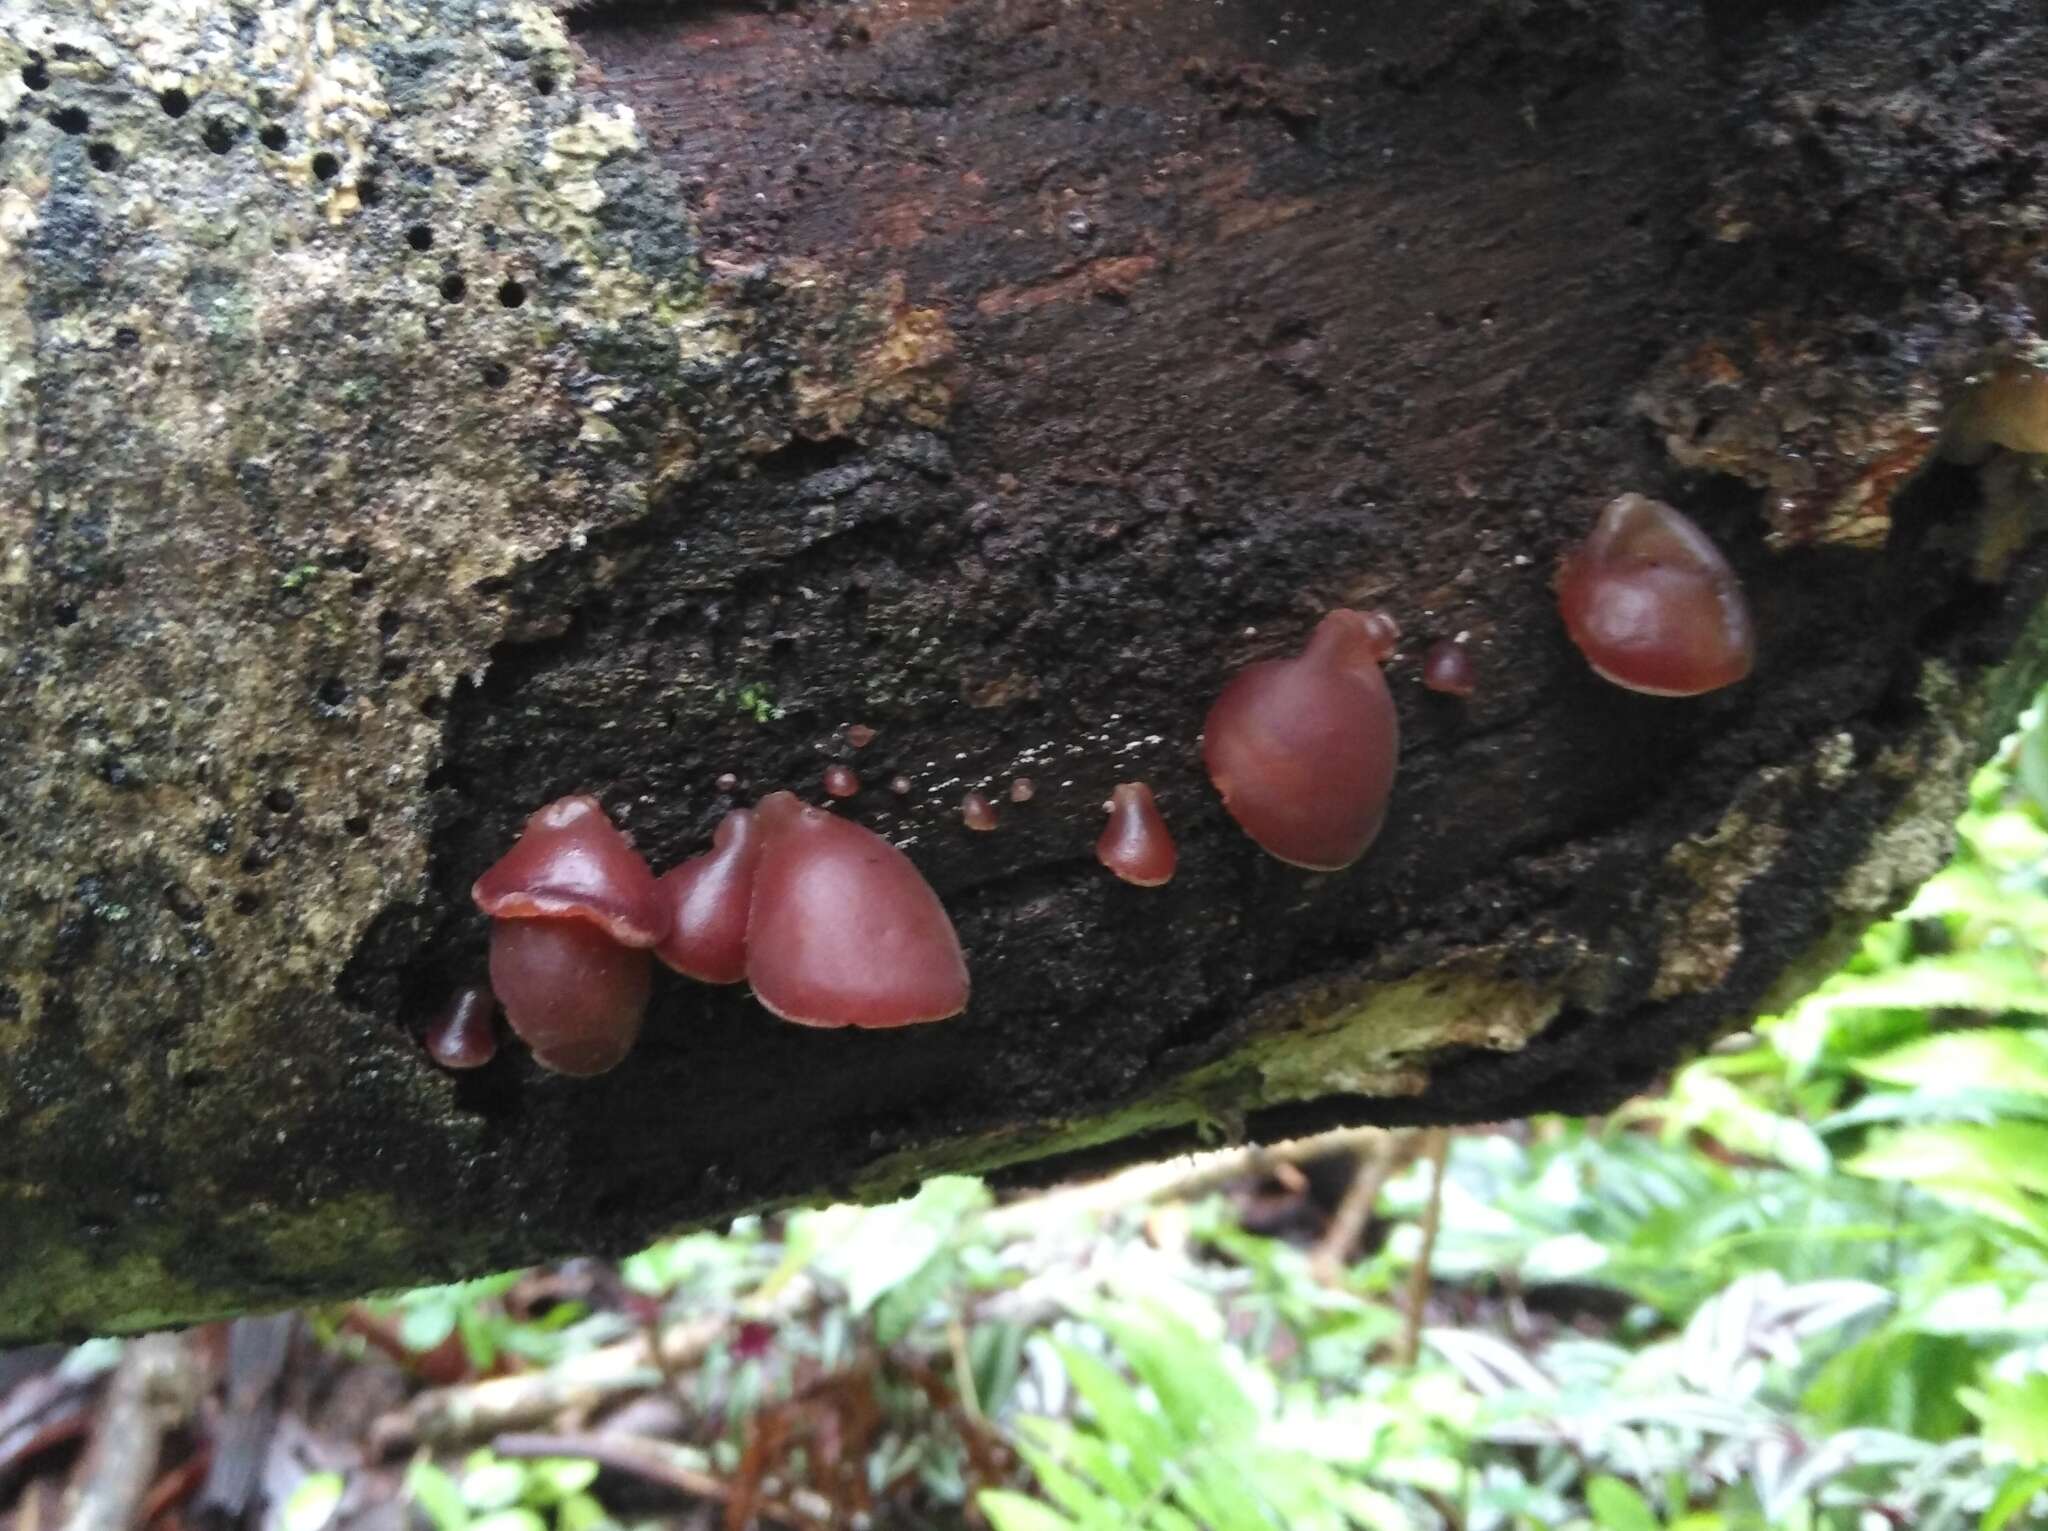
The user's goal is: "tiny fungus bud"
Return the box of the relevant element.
[1203,610,1400,871]
[423,985,499,1070]
[1009,776,1036,803]
[715,772,739,793]
[890,774,914,796]
[961,791,998,831]
[845,723,878,749]
[745,791,969,1027]
[472,795,661,1076]
[823,763,861,799]
[654,808,761,985]
[1421,638,1476,697]
[1358,609,1401,661]
[1556,494,1755,697]
[1097,782,1176,886]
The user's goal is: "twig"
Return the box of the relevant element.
[374,1279,820,1452]
[59,1335,202,1531]
[983,1124,1390,1238]
[491,1431,831,1531]
[1308,1129,1411,1286]
[1397,1129,1452,1368]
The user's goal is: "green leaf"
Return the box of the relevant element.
[1981,1466,2048,1530]
[405,1461,471,1531]
[1963,1373,2048,1468]
[1585,1476,1660,1531]
[282,1473,345,1531]
[398,1301,460,1354]
[1053,1343,1175,1473]
[466,1512,548,1531]
[978,1490,1081,1531]
[460,1456,530,1513]
[525,1459,601,1501]
[555,1494,611,1531]
[1857,1028,2048,1098]
[1803,1330,1978,1439]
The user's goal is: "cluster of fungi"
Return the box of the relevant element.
[427,494,1757,1076]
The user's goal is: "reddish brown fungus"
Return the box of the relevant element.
[1358,608,1401,661]
[1422,638,1477,698]
[488,919,651,1076]
[890,774,913,796]
[1009,777,1036,803]
[745,790,969,1028]
[1203,609,1400,871]
[1097,782,1177,886]
[423,985,499,1070]
[654,808,760,985]
[471,794,663,947]
[845,723,878,749]
[823,764,861,799]
[715,772,739,793]
[961,791,998,831]
[1556,494,1755,697]
[472,794,661,1075]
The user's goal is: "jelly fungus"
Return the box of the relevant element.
[1358,608,1401,661]
[962,791,998,831]
[745,791,969,1028]
[471,795,663,945]
[1556,494,1755,697]
[1422,638,1477,698]
[1203,610,1400,871]
[472,795,661,1075]
[845,723,878,749]
[488,920,653,1075]
[654,808,761,985]
[823,764,861,799]
[1009,777,1036,803]
[1948,364,2048,460]
[1097,783,1177,886]
[423,985,499,1070]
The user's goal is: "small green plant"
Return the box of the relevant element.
[405,1451,606,1531]
[734,683,783,724]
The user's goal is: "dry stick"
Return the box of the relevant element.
[58,1334,203,1531]
[491,1431,832,1531]
[1397,1128,1452,1368]
[373,1278,821,1452]
[1308,1129,1413,1287]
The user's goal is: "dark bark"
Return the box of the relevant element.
[3,0,2047,1340]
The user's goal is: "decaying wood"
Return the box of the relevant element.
[4,0,2048,1340]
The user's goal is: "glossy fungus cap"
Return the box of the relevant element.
[472,794,663,947]
[1203,611,1400,871]
[744,791,969,1028]
[1556,494,1755,697]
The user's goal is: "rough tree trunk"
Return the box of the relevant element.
[3,0,2046,1341]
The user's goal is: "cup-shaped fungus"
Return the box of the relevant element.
[423,985,500,1070]
[472,795,662,1076]
[961,791,998,831]
[823,764,861,799]
[1203,610,1400,871]
[1097,783,1177,886]
[1556,494,1755,697]
[654,808,761,986]
[745,791,969,1027]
